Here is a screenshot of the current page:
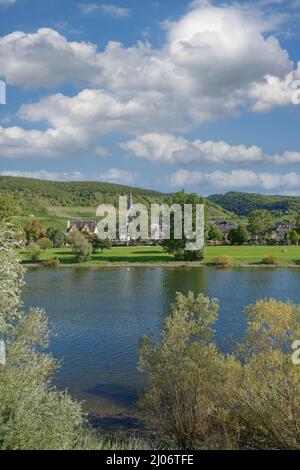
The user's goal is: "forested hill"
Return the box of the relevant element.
[0,176,165,209]
[208,192,300,216]
[0,176,234,222]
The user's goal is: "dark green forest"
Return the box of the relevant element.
[208,192,300,217]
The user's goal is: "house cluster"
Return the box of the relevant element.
[273,221,297,242]
[209,220,297,243]
[66,194,161,245]
[66,220,96,235]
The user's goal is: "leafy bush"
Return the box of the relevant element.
[0,224,151,450]
[139,292,300,449]
[27,243,41,262]
[214,255,233,266]
[23,219,46,244]
[43,257,60,269]
[46,227,65,248]
[39,237,53,250]
[139,292,227,449]
[262,254,278,265]
[67,231,92,263]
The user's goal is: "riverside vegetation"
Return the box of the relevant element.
[0,223,151,450]
[1,223,300,449]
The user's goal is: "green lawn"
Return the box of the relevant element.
[19,245,300,266]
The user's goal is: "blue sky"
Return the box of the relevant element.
[0,0,300,195]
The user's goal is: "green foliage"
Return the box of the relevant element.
[139,293,300,449]
[43,257,60,269]
[0,224,151,450]
[39,237,53,250]
[228,226,249,245]
[262,254,278,265]
[139,292,221,448]
[46,227,65,248]
[209,191,300,217]
[208,226,224,243]
[161,191,206,261]
[0,176,236,233]
[214,255,233,266]
[0,193,19,221]
[27,243,41,262]
[23,219,46,244]
[67,231,92,263]
[0,176,164,209]
[89,234,112,253]
[286,230,299,245]
[248,210,273,243]
[229,299,300,449]
[0,226,86,449]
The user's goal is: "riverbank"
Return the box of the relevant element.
[19,245,300,267]
[24,262,300,268]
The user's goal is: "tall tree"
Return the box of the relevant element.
[46,227,65,248]
[286,230,299,245]
[161,191,206,261]
[23,219,46,244]
[208,226,224,245]
[248,210,273,243]
[0,193,18,221]
[67,231,92,263]
[228,226,250,245]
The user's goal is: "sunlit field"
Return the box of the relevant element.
[19,245,300,265]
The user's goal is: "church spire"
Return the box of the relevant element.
[128,192,133,211]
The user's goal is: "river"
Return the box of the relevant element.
[23,267,300,430]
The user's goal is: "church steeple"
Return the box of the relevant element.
[128,192,133,211]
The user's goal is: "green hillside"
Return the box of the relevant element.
[0,176,234,229]
[208,192,300,217]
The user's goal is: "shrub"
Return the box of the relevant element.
[139,292,228,449]
[27,243,41,262]
[262,254,278,265]
[46,227,65,248]
[214,255,233,266]
[67,231,92,263]
[139,293,300,450]
[39,237,53,250]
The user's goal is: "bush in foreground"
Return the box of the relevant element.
[139,292,300,449]
[0,224,148,450]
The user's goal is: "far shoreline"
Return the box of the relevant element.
[23,262,300,269]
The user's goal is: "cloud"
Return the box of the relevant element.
[120,133,300,166]
[100,4,130,18]
[0,124,92,158]
[0,1,299,165]
[97,168,136,184]
[249,63,300,111]
[0,0,16,5]
[0,170,84,181]
[0,1,295,124]
[79,3,99,14]
[169,169,300,192]
[0,28,103,88]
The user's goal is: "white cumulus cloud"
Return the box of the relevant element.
[120,133,300,166]
[169,169,300,192]
[0,1,296,123]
